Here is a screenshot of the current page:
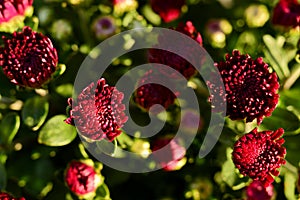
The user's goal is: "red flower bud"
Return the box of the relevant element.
[246,180,274,200]
[150,0,185,23]
[65,161,102,196]
[0,192,25,200]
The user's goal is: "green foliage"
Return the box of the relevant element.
[221,148,238,187]
[0,112,20,145]
[284,135,300,166]
[21,96,49,131]
[55,84,74,98]
[94,183,111,200]
[260,107,300,135]
[0,0,299,199]
[38,115,77,146]
[284,171,297,200]
[263,35,291,79]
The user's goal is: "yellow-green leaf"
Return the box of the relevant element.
[38,115,77,146]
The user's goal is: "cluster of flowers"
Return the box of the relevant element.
[207,46,285,199]
[202,45,287,199]
[0,0,299,199]
[65,20,286,200]
[65,20,203,172]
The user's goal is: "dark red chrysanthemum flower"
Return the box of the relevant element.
[65,78,128,141]
[0,26,58,88]
[65,161,101,196]
[150,0,185,23]
[148,21,202,80]
[209,50,279,124]
[0,0,33,23]
[0,192,25,200]
[232,128,286,186]
[135,69,179,113]
[272,0,300,28]
[151,137,186,171]
[246,180,274,200]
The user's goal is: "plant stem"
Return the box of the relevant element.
[283,64,300,90]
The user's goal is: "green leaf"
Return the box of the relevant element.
[55,84,73,98]
[221,159,237,187]
[220,148,249,190]
[260,107,300,136]
[234,31,259,56]
[221,148,238,187]
[51,64,66,79]
[38,115,77,146]
[7,155,55,197]
[263,35,290,79]
[284,135,300,166]
[22,96,49,131]
[0,162,6,190]
[280,89,300,112]
[219,126,238,147]
[94,183,111,200]
[284,172,297,200]
[0,112,20,144]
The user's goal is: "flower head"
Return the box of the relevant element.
[148,21,202,79]
[272,0,300,28]
[134,69,179,113]
[246,180,274,200]
[210,50,279,124]
[151,137,186,171]
[92,16,117,39]
[150,0,185,23]
[0,0,33,32]
[232,128,286,186]
[0,192,25,200]
[0,26,58,88]
[65,161,102,197]
[65,78,128,141]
